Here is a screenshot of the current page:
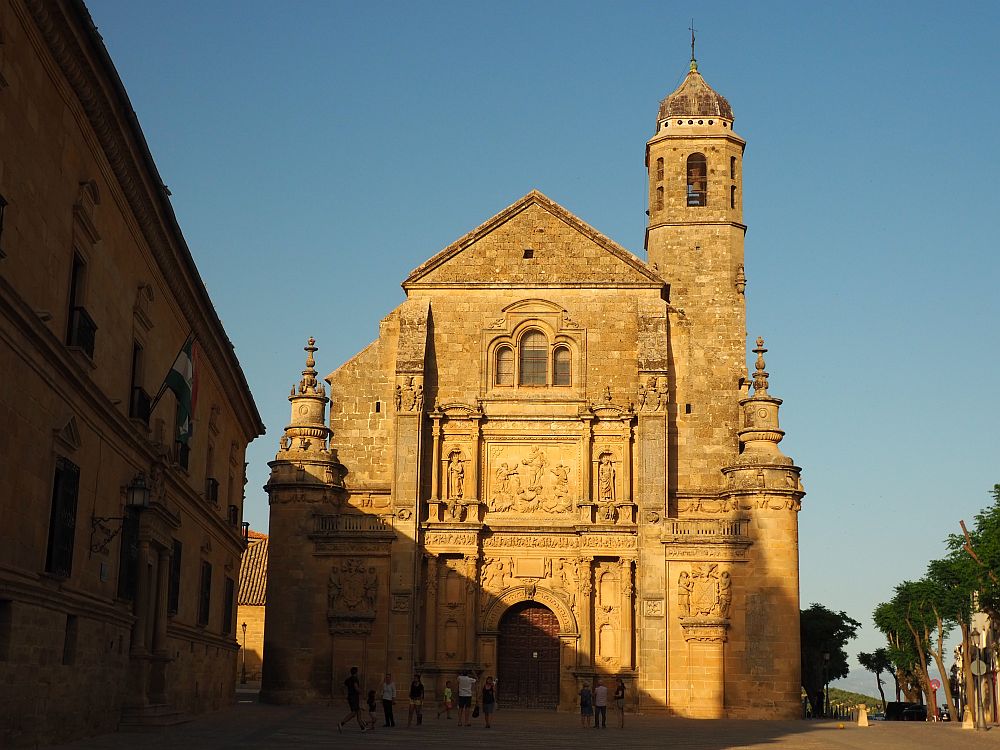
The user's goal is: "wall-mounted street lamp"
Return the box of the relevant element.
[90,473,151,554]
[242,521,250,543]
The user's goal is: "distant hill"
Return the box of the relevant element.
[829,687,883,707]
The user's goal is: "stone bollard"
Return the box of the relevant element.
[857,703,869,727]
[962,706,975,729]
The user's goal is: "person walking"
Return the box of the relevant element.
[594,679,608,729]
[481,676,497,728]
[614,678,626,728]
[366,690,378,730]
[407,674,424,727]
[381,673,396,727]
[437,680,454,719]
[338,666,367,733]
[457,670,477,726]
[580,682,593,727]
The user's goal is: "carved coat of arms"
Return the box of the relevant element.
[678,564,732,619]
[328,558,378,635]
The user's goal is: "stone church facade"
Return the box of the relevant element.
[263,59,804,718]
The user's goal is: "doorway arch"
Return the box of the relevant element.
[497,601,560,709]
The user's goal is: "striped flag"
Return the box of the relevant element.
[162,335,197,444]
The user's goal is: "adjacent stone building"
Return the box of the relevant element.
[0,0,264,745]
[263,57,804,718]
[237,531,267,682]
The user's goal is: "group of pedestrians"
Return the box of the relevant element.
[337,667,499,732]
[579,678,626,728]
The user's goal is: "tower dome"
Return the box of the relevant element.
[657,61,733,124]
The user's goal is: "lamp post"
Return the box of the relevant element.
[823,652,831,718]
[241,622,248,684]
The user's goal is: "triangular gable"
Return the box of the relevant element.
[403,190,663,289]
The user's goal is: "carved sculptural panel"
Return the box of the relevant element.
[485,442,577,516]
[677,563,732,619]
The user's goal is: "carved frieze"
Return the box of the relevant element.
[643,599,664,617]
[424,531,479,548]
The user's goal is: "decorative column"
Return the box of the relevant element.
[429,415,442,521]
[464,554,479,663]
[424,554,439,663]
[577,556,594,667]
[466,421,481,522]
[579,415,594,523]
[152,547,170,654]
[132,540,151,654]
[619,558,635,670]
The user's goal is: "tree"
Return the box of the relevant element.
[857,648,892,711]
[800,603,861,717]
[872,600,923,704]
[924,554,973,719]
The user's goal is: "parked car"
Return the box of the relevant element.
[885,702,928,721]
[902,704,928,721]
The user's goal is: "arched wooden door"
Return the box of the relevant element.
[497,602,560,709]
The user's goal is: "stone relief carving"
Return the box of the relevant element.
[638,376,668,412]
[487,444,575,515]
[643,599,664,617]
[481,556,514,592]
[425,532,478,547]
[678,564,731,618]
[327,559,378,635]
[395,375,424,412]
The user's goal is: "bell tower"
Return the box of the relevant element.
[646,51,748,490]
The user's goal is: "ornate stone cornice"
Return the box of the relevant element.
[680,617,729,643]
[22,0,263,438]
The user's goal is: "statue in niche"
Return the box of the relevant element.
[394,384,402,411]
[637,383,646,411]
[414,383,424,411]
[598,454,616,503]
[447,452,465,500]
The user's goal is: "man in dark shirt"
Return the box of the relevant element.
[338,666,367,733]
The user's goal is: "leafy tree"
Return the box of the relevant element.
[924,553,973,719]
[945,484,1000,715]
[800,603,861,717]
[857,648,892,711]
[872,600,923,703]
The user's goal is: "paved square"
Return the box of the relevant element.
[40,699,1000,750]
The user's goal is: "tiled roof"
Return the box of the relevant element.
[239,536,268,606]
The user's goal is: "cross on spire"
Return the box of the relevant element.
[689,19,698,71]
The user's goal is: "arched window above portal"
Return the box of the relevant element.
[519,330,548,386]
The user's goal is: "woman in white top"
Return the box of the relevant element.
[381,673,396,727]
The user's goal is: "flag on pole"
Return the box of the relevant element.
[162,334,197,444]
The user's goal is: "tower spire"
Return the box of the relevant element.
[689,19,698,71]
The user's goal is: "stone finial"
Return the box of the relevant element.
[297,337,323,396]
[752,337,769,397]
[735,264,746,295]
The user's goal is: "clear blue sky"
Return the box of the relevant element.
[87,0,1000,694]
